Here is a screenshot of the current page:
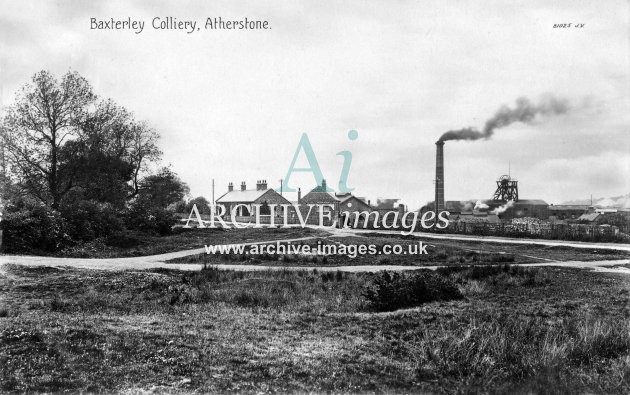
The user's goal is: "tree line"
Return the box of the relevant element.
[0,70,196,253]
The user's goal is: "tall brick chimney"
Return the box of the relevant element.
[435,141,445,217]
[297,187,301,203]
[241,181,246,191]
[228,182,233,192]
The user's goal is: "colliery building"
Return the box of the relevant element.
[422,198,551,221]
[426,141,592,224]
[548,205,591,221]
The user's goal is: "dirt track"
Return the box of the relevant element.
[2,229,630,274]
[331,228,630,251]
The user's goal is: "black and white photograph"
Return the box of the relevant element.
[1,1,629,393]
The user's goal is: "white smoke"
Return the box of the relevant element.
[561,194,630,208]
[595,196,630,208]
[491,200,515,215]
[462,202,474,212]
[474,200,490,210]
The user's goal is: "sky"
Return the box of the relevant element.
[1,0,628,209]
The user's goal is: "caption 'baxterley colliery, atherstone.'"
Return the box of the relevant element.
[90,17,198,34]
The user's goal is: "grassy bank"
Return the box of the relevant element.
[52,227,327,258]
[1,263,628,393]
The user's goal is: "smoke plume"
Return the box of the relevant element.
[474,200,490,210]
[438,96,570,142]
[491,200,515,215]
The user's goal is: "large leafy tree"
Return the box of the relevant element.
[58,141,135,207]
[1,70,163,209]
[185,196,211,214]
[137,167,190,209]
[127,121,162,198]
[1,70,94,208]
[75,99,161,199]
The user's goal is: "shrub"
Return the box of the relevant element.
[124,202,177,236]
[362,270,463,312]
[60,200,124,241]
[49,295,70,312]
[104,231,141,248]
[59,239,109,258]
[434,249,449,260]
[1,204,72,253]
[485,252,516,263]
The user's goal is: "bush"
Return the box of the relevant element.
[104,231,141,248]
[124,202,177,236]
[1,204,72,253]
[485,253,516,263]
[362,270,463,312]
[60,200,124,241]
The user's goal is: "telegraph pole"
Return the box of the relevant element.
[212,179,215,205]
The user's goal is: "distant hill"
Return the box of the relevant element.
[561,194,630,208]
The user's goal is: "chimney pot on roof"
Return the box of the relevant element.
[228,182,233,192]
[241,181,246,191]
[321,179,327,191]
[256,180,268,191]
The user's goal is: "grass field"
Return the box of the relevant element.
[1,263,629,393]
[169,232,630,266]
[56,227,327,258]
[13,226,627,264]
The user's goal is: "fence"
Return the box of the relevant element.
[447,220,623,242]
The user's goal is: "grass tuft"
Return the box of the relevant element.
[416,313,630,390]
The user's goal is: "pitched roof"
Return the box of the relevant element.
[338,195,354,203]
[577,213,600,222]
[216,189,270,203]
[339,195,373,209]
[338,194,369,204]
[335,192,353,200]
[303,190,342,201]
[514,199,548,205]
[422,199,550,214]
[548,205,590,211]
[308,185,331,193]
